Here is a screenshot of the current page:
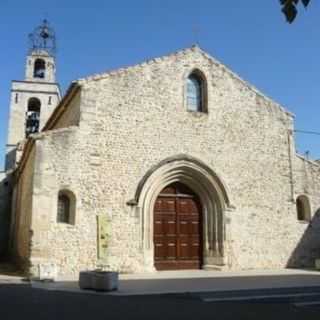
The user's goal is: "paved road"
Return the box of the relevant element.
[1,283,320,320]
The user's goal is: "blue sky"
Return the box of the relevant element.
[0,0,319,170]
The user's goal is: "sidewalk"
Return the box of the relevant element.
[0,274,25,284]
[0,262,25,284]
[29,269,320,296]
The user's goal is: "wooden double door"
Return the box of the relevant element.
[153,182,203,270]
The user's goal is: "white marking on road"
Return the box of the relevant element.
[203,292,320,302]
[294,301,320,307]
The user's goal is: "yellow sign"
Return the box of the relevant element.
[97,215,111,260]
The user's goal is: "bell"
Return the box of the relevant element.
[41,27,49,39]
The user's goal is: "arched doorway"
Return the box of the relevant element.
[133,155,232,271]
[154,182,202,270]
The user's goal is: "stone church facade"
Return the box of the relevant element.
[1,22,320,277]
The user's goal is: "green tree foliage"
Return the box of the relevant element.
[280,0,311,23]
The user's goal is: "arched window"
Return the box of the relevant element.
[186,71,207,112]
[57,190,76,224]
[26,97,41,137]
[296,195,311,222]
[27,97,41,112]
[33,59,46,79]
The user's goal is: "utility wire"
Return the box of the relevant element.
[294,130,320,136]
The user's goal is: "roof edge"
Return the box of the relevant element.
[77,45,201,83]
[296,153,320,167]
[42,81,81,132]
[76,44,294,119]
[15,139,36,181]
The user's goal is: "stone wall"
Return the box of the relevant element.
[52,90,81,130]
[25,51,56,83]
[11,146,36,267]
[8,81,60,145]
[28,127,97,275]
[288,154,320,267]
[15,46,320,275]
[75,46,297,273]
[0,172,11,256]
[6,80,60,170]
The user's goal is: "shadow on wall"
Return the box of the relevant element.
[287,207,320,269]
[5,148,16,171]
[0,174,12,258]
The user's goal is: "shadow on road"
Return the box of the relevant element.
[1,281,320,320]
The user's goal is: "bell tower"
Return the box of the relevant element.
[6,20,61,170]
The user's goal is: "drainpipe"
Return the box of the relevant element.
[287,129,295,202]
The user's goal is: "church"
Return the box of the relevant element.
[0,20,319,278]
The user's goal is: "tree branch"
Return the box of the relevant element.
[280,0,311,23]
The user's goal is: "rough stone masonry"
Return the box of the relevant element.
[4,45,320,277]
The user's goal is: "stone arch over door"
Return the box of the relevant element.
[134,155,231,271]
